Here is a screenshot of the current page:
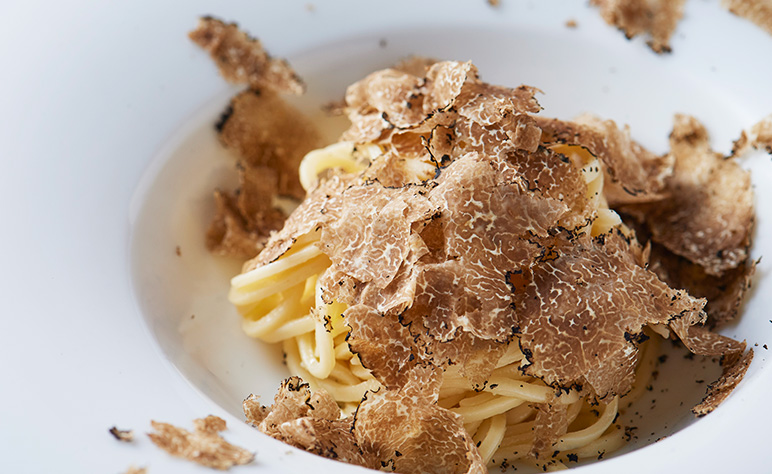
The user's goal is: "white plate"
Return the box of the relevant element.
[2,1,771,473]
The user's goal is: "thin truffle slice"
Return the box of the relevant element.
[722,0,772,37]
[218,89,322,200]
[345,68,426,129]
[590,0,686,53]
[513,231,707,399]
[693,349,754,416]
[206,190,266,259]
[345,304,429,390]
[319,183,435,289]
[647,243,756,327]
[252,376,340,438]
[353,390,486,474]
[205,85,321,259]
[529,400,570,459]
[245,377,375,468]
[246,173,354,269]
[535,115,673,206]
[205,162,286,259]
[148,415,254,470]
[189,17,304,94]
[275,417,375,469]
[623,114,753,275]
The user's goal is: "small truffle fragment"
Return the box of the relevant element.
[693,349,754,416]
[731,114,772,156]
[722,0,772,37]
[623,114,753,276]
[529,401,569,460]
[109,426,134,442]
[122,467,147,474]
[148,415,254,470]
[189,17,304,94]
[590,0,686,53]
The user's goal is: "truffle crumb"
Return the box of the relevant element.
[566,19,578,28]
[147,415,254,470]
[109,426,134,442]
[488,0,501,6]
[175,245,181,257]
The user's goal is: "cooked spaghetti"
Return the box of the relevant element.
[215,59,753,474]
[230,138,646,469]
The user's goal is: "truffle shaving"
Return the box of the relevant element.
[590,0,686,53]
[354,390,486,474]
[529,400,569,459]
[722,0,772,36]
[622,114,753,276]
[345,304,429,389]
[731,114,772,156]
[217,90,322,200]
[536,115,673,206]
[147,415,254,470]
[647,243,756,327]
[206,189,267,259]
[513,230,708,399]
[189,17,304,94]
[109,427,134,442]
[251,376,340,437]
[693,349,754,416]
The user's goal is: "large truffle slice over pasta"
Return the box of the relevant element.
[512,230,711,400]
[535,115,673,206]
[353,389,486,474]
